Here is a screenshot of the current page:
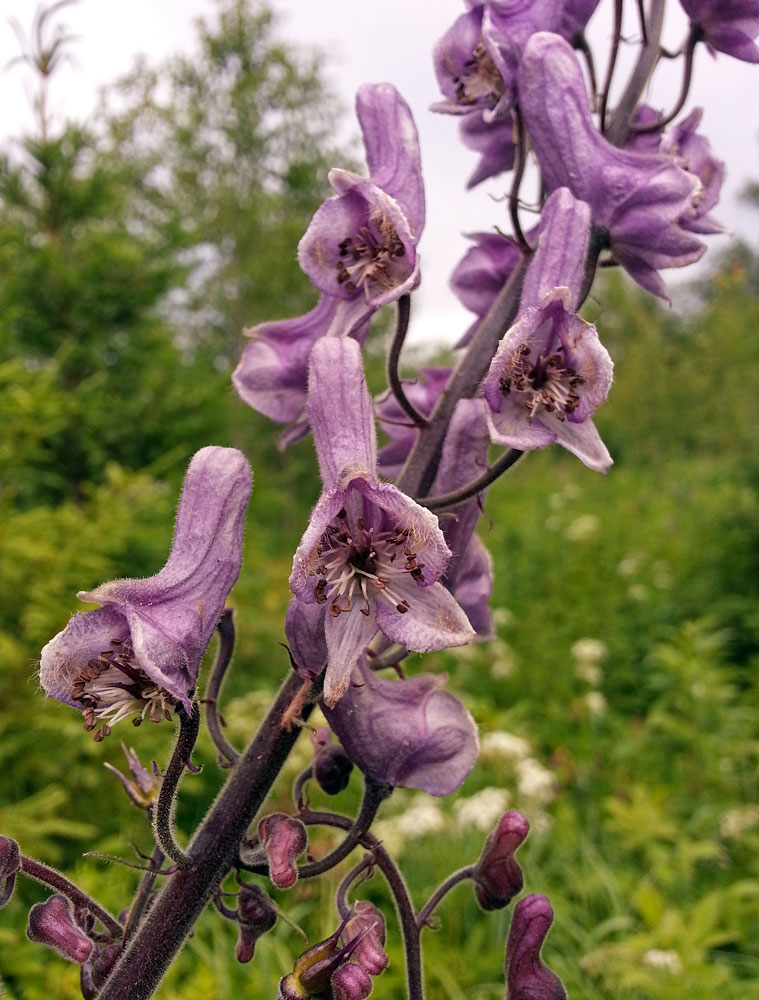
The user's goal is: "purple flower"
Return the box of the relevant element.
[482,288,613,471]
[376,367,451,478]
[233,83,423,440]
[298,83,424,307]
[288,337,474,706]
[322,658,479,796]
[39,447,252,739]
[518,32,706,299]
[27,896,94,965]
[505,894,567,1000]
[629,107,726,236]
[258,813,307,890]
[342,901,389,976]
[473,811,529,910]
[680,0,759,62]
[235,884,276,964]
[482,189,613,472]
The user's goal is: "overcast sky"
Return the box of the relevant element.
[1,0,758,344]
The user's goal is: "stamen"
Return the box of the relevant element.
[70,641,177,740]
[335,213,406,296]
[499,342,584,422]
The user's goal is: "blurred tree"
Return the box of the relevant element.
[100,0,347,363]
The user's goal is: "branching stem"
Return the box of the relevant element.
[152,701,200,869]
[421,449,523,510]
[386,295,427,427]
[19,855,122,939]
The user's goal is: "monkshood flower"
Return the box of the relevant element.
[376,367,451,477]
[433,2,560,121]
[258,813,307,890]
[233,82,423,441]
[342,902,389,977]
[40,447,252,740]
[27,896,93,965]
[505,894,567,1000]
[288,337,474,706]
[630,107,726,236]
[518,32,706,299]
[680,0,759,62]
[322,658,479,796]
[483,189,613,472]
[473,811,529,910]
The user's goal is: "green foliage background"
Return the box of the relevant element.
[0,2,757,997]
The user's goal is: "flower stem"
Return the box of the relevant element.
[421,449,523,510]
[152,701,200,869]
[599,0,624,133]
[122,844,165,943]
[19,855,122,939]
[97,670,315,1000]
[297,780,391,878]
[387,295,428,427]
[416,865,475,929]
[203,608,240,767]
[606,0,666,147]
[298,809,425,1000]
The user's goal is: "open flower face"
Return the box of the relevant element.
[298,83,424,311]
[483,289,613,472]
[288,338,474,706]
[40,447,252,740]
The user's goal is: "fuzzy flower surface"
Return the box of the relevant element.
[482,189,613,472]
[288,338,474,706]
[323,658,479,796]
[518,32,706,299]
[40,447,252,739]
[680,0,759,62]
[233,82,423,440]
[505,894,567,1000]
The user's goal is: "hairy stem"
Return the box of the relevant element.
[19,855,122,939]
[606,0,666,146]
[152,701,200,869]
[416,865,475,929]
[299,810,424,1000]
[122,844,165,944]
[98,670,314,1000]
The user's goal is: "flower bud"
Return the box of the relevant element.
[104,744,160,809]
[342,902,388,975]
[313,735,353,796]
[27,895,94,964]
[258,813,307,890]
[505,894,567,1000]
[278,911,368,998]
[473,811,529,911]
[91,942,122,989]
[235,884,277,963]
[332,961,373,1000]
[0,836,20,908]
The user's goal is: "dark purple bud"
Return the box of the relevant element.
[343,901,388,976]
[505,894,567,1000]
[0,836,20,908]
[332,962,373,1000]
[311,728,354,796]
[27,895,94,964]
[91,943,123,989]
[473,811,529,911]
[104,743,160,809]
[279,911,361,998]
[235,884,277,963]
[258,813,307,890]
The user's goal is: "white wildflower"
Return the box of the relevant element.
[454,787,511,831]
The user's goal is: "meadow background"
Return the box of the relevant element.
[0,2,757,997]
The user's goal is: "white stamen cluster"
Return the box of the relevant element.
[336,214,406,296]
[499,343,583,421]
[69,639,177,742]
[311,509,424,618]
